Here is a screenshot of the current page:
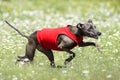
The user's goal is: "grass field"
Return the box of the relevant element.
[0,0,120,80]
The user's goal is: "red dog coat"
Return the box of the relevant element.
[37,25,83,51]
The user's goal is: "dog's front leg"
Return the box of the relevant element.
[79,42,102,52]
[57,35,77,65]
[64,50,76,65]
[58,43,76,65]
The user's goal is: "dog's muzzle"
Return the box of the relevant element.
[88,31,101,39]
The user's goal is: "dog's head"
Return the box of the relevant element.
[77,19,101,39]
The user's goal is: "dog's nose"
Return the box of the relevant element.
[97,32,101,36]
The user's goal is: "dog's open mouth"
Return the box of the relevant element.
[93,35,98,39]
[89,34,98,39]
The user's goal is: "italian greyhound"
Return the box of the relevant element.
[5,19,101,67]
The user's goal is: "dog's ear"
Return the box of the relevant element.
[77,23,84,29]
[88,19,93,23]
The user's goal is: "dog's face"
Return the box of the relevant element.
[77,19,101,39]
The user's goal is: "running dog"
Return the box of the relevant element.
[5,19,101,67]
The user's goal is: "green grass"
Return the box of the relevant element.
[0,0,120,80]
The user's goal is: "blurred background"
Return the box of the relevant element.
[0,0,120,80]
[0,0,120,27]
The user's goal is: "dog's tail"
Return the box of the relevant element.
[5,20,29,39]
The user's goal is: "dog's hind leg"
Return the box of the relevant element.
[17,38,37,62]
[37,45,55,67]
[17,32,37,63]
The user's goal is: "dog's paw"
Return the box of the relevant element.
[95,43,102,53]
[50,63,56,68]
[64,60,69,65]
[97,46,102,53]
[17,56,30,63]
[15,57,30,67]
